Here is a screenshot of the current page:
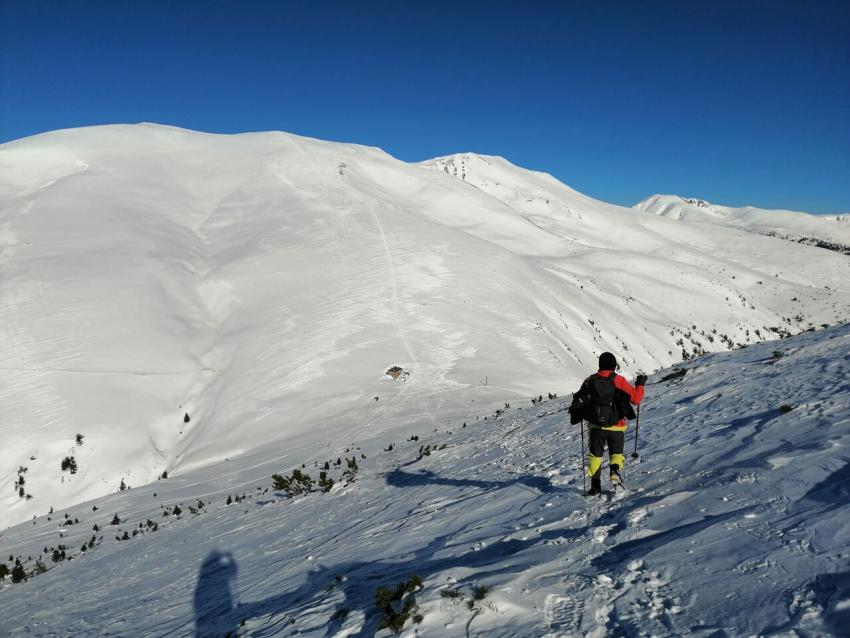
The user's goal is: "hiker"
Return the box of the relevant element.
[570,352,646,495]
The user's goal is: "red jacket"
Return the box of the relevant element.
[590,370,644,429]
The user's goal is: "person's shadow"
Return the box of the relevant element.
[193,550,240,637]
[190,469,571,636]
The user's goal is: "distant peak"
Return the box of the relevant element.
[420,153,511,184]
[425,152,508,164]
[637,194,713,207]
[635,194,730,219]
[679,196,714,209]
[421,153,512,175]
[420,153,564,188]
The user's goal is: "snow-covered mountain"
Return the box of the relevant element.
[1,325,848,636]
[635,194,850,254]
[2,125,849,531]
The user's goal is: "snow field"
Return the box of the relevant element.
[0,324,848,636]
[2,124,849,529]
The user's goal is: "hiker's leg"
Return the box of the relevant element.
[607,429,625,477]
[587,428,605,487]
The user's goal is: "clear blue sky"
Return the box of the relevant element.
[2,1,848,213]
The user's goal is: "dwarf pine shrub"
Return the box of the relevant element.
[318,471,334,493]
[466,584,491,611]
[659,368,687,383]
[342,458,359,483]
[11,560,27,583]
[375,574,424,634]
[472,584,489,600]
[272,469,315,496]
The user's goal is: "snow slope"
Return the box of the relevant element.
[1,324,848,637]
[635,194,850,254]
[2,125,850,529]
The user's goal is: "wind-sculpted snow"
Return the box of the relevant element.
[0,325,848,636]
[1,125,850,530]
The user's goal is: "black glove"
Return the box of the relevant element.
[635,374,647,387]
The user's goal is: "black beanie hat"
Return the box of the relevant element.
[598,352,617,371]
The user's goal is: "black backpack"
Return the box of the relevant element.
[570,373,620,426]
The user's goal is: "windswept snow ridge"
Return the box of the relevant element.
[635,194,850,255]
[1,125,849,530]
[0,325,848,636]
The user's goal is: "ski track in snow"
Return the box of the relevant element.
[0,325,848,636]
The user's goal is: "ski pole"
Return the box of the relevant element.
[632,404,640,459]
[580,420,587,494]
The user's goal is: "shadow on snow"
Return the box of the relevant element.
[190,468,717,637]
[384,467,563,494]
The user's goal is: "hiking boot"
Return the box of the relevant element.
[609,467,622,486]
[587,478,602,496]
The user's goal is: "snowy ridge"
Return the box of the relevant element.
[635,194,850,254]
[1,325,848,636]
[2,124,850,529]
[421,153,590,221]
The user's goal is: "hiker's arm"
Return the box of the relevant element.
[614,375,644,404]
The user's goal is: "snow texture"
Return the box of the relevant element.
[1,323,848,637]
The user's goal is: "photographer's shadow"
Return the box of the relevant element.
[193,550,240,638]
